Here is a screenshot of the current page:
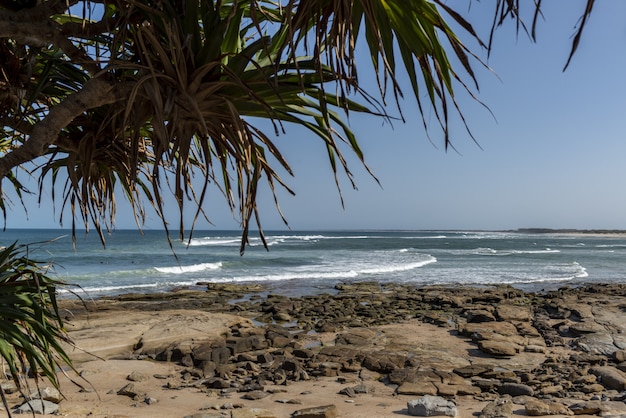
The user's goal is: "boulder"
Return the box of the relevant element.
[407,395,457,417]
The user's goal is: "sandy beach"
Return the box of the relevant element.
[3,282,626,417]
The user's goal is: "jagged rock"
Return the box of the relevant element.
[291,404,338,418]
[524,399,572,416]
[14,400,59,415]
[117,383,142,398]
[407,395,457,417]
[479,397,513,418]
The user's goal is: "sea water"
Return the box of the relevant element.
[1,229,625,298]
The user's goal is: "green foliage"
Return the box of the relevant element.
[0,0,595,250]
[0,242,75,411]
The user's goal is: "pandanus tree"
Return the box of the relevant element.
[0,0,595,408]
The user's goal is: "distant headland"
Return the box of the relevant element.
[513,228,626,235]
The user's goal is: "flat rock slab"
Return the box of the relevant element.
[62,309,251,362]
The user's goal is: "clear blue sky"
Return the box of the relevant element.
[7,1,626,231]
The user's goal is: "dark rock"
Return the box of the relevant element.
[117,383,142,398]
[498,383,534,397]
[453,364,492,378]
[466,309,496,323]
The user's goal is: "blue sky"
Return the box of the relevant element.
[7,1,626,231]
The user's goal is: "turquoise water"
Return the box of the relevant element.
[2,229,625,298]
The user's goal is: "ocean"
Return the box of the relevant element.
[2,229,625,298]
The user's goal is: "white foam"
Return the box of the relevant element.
[155,262,222,274]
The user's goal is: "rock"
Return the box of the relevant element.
[127,370,148,382]
[478,340,518,357]
[496,304,532,322]
[14,400,59,414]
[466,309,496,323]
[231,408,278,418]
[407,395,457,417]
[229,408,278,418]
[397,382,438,396]
[0,381,17,395]
[117,383,142,398]
[576,333,620,356]
[453,364,492,377]
[498,383,534,397]
[567,400,602,415]
[613,349,626,363]
[242,390,270,400]
[28,386,62,403]
[461,321,519,339]
[291,404,338,417]
[589,366,626,391]
[479,397,513,418]
[524,399,572,416]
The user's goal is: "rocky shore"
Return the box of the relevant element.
[4,282,626,417]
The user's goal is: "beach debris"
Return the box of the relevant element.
[407,395,457,417]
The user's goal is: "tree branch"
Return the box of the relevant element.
[0,77,120,178]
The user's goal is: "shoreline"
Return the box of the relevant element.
[7,282,626,417]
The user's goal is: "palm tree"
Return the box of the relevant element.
[0,0,595,400]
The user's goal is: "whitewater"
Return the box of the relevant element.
[1,229,624,298]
